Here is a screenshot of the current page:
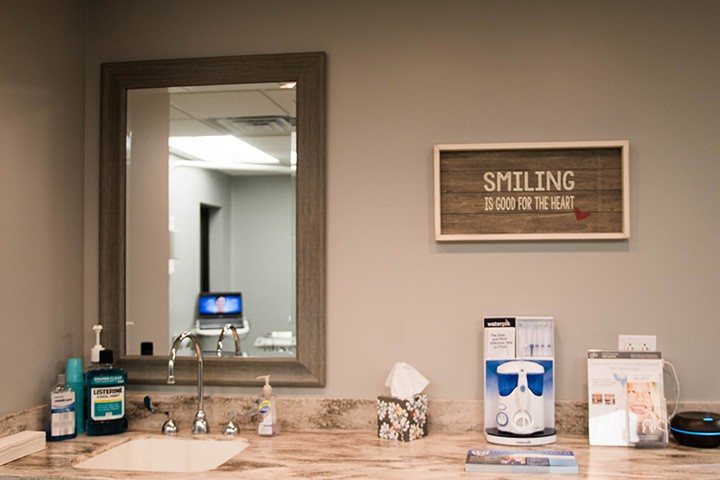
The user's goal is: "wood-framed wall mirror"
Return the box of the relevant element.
[99,52,326,386]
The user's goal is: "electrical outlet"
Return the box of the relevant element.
[618,335,657,351]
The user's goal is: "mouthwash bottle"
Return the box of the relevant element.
[47,373,76,441]
[85,349,128,435]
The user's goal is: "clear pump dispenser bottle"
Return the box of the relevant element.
[256,375,279,436]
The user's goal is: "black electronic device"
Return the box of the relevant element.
[670,411,720,448]
[196,292,244,329]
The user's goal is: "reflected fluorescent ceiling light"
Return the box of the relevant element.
[280,82,297,89]
[169,135,280,164]
[290,131,297,167]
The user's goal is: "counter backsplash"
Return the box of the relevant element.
[2,394,717,438]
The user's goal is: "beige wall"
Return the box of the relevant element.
[0,1,86,416]
[84,1,720,400]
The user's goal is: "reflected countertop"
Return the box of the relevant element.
[1,430,719,480]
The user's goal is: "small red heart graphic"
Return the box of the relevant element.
[574,207,591,221]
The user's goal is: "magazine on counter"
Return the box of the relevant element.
[465,449,578,474]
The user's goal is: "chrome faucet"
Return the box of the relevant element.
[216,323,242,357]
[167,331,208,434]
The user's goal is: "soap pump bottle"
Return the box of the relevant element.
[90,324,104,364]
[256,375,279,436]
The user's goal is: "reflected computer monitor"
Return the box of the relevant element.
[197,292,243,329]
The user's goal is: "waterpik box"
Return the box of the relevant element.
[483,317,556,446]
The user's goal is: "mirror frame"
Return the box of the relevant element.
[99,52,326,386]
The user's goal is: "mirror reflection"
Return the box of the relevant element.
[125,83,297,358]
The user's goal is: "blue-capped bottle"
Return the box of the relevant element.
[65,357,85,434]
[85,349,128,435]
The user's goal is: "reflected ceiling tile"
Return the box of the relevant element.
[170,91,286,118]
[169,106,192,120]
[169,119,220,136]
[263,89,296,118]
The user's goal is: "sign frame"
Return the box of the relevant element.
[434,141,630,241]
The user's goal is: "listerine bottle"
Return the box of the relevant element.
[85,349,128,435]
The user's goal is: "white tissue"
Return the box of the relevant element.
[384,362,429,399]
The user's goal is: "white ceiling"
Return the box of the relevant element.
[168,83,296,173]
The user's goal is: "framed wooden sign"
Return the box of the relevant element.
[434,141,629,241]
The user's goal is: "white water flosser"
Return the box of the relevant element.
[544,321,553,357]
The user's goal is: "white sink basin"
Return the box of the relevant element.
[74,437,249,473]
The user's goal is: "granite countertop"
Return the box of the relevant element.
[1,430,718,480]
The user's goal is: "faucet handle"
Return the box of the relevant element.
[162,413,178,435]
[144,396,178,435]
[222,411,239,436]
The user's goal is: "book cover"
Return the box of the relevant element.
[465,449,578,474]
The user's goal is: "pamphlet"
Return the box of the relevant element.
[465,449,578,474]
[587,350,668,447]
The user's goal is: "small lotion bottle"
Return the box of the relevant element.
[256,375,279,436]
[47,373,77,441]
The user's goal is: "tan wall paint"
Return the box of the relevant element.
[84,0,720,400]
[0,0,85,416]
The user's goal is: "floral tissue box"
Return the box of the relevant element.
[377,394,428,441]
